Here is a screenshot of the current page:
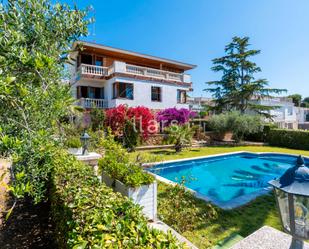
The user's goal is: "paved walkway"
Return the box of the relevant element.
[230,226,309,249]
[148,220,198,249]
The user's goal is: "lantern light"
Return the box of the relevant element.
[269,155,309,249]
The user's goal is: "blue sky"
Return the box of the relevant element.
[68,0,309,98]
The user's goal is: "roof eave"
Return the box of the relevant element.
[72,40,197,70]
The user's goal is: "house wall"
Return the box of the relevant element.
[73,77,190,110]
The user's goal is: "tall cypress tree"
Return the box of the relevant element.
[205,36,286,116]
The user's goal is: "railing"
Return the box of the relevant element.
[77,98,108,109]
[79,64,108,76]
[125,64,184,82]
[77,62,189,83]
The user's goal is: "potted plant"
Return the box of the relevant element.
[66,136,82,155]
[98,131,157,221]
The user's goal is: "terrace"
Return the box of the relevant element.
[76,61,192,83]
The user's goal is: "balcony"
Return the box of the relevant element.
[76,98,108,109]
[77,61,191,83]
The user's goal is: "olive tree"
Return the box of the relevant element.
[0,0,90,203]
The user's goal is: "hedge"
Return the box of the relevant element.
[268,129,309,150]
[50,151,184,248]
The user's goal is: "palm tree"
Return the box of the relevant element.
[165,124,193,152]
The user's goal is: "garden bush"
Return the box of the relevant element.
[208,112,263,142]
[156,108,196,128]
[105,105,156,141]
[89,107,105,131]
[164,125,194,152]
[158,177,217,233]
[64,136,82,148]
[244,124,276,142]
[98,131,154,187]
[51,151,184,248]
[268,129,309,150]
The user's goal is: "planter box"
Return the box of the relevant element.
[68,147,82,155]
[101,171,115,187]
[115,180,157,221]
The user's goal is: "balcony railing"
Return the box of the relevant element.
[79,64,109,77]
[77,61,191,83]
[125,64,183,82]
[76,98,108,109]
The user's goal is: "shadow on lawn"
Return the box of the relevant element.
[196,192,281,239]
[150,148,202,156]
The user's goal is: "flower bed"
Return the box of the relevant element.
[50,151,183,248]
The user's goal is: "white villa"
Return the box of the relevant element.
[68,41,196,110]
[250,96,309,130]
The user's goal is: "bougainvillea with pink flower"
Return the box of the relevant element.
[105,105,156,139]
[156,107,196,128]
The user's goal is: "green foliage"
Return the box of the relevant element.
[158,177,217,233]
[123,120,139,151]
[51,151,184,249]
[288,94,302,107]
[268,129,309,150]
[64,137,82,148]
[244,123,277,142]
[208,112,263,142]
[164,125,194,152]
[98,131,154,187]
[205,36,286,116]
[0,0,89,202]
[89,107,105,131]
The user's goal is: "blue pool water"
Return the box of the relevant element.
[147,152,308,209]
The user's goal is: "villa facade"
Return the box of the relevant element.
[68,41,196,110]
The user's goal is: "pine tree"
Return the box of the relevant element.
[205,36,286,117]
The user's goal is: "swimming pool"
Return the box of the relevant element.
[147,152,309,209]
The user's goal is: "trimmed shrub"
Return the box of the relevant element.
[268,129,309,150]
[98,131,154,187]
[51,151,184,248]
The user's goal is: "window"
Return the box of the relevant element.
[77,86,104,99]
[113,82,133,100]
[95,56,103,66]
[80,54,93,65]
[177,90,187,104]
[151,86,161,102]
[287,107,293,116]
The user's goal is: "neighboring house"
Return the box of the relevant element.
[249,97,298,129]
[187,97,213,112]
[297,107,309,130]
[68,41,196,110]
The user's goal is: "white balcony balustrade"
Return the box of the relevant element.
[78,61,191,83]
[79,64,109,77]
[77,98,108,109]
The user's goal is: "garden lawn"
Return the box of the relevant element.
[130,145,309,163]
[130,146,309,249]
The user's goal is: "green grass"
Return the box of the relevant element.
[130,146,309,249]
[130,145,309,163]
